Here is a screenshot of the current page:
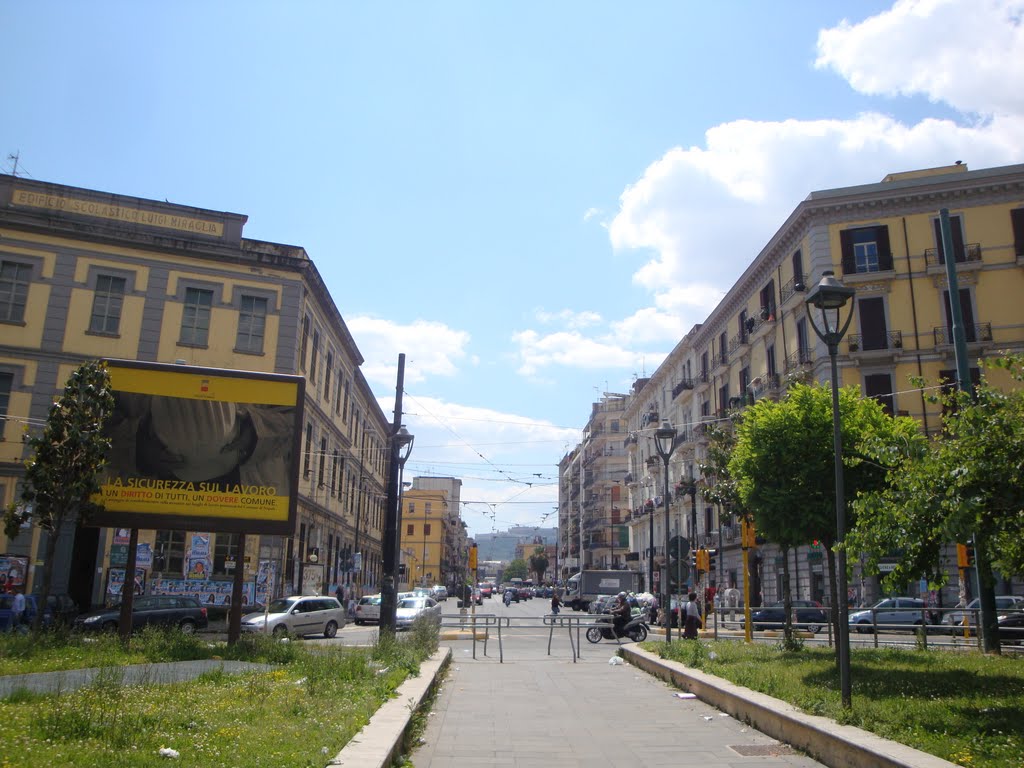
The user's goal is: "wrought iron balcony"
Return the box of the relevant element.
[933,322,992,346]
[924,243,982,268]
[780,272,807,304]
[728,331,750,353]
[672,378,695,398]
[784,347,813,372]
[847,330,903,352]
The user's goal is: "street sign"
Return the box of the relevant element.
[668,535,689,560]
[668,560,690,591]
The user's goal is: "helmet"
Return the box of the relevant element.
[617,592,627,599]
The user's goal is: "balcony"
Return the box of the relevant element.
[924,243,982,269]
[933,322,992,346]
[784,347,813,373]
[780,272,807,305]
[671,378,695,399]
[749,373,781,399]
[643,410,660,426]
[713,350,729,370]
[847,330,903,353]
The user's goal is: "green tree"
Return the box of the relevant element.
[850,355,1024,653]
[729,383,920,644]
[503,558,528,581]
[4,360,114,631]
[528,547,549,584]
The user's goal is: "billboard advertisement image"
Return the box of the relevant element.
[91,360,304,535]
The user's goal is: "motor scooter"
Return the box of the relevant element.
[585,610,649,643]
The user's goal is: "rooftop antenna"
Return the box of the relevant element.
[7,151,20,176]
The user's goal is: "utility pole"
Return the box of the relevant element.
[379,354,406,633]
[352,426,367,598]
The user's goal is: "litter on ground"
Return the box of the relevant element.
[673,693,697,699]
[608,656,624,665]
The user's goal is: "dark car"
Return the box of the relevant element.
[745,600,828,633]
[43,594,80,625]
[0,594,41,630]
[516,587,532,601]
[997,611,1024,645]
[74,595,209,634]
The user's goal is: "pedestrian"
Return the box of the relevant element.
[503,588,512,607]
[551,591,561,615]
[683,591,702,640]
[335,584,344,604]
[10,588,26,632]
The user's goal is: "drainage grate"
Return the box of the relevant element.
[728,744,796,757]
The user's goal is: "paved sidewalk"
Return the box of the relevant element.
[412,640,824,768]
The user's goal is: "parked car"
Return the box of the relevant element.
[996,610,1024,645]
[743,600,828,633]
[43,594,80,625]
[413,587,434,600]
[847,597,932,633]
[395,596,442,630]
[74,595,208,634]
[355,594,382,625]
[939,595,1024,634]
[0,594,40,630]
[431,585,448,601]
[241,595,347,638]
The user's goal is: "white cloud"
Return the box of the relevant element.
[816,0,1024,116]
[533,308,603,329]
[347,316,471,387]
[511,329,646,376]
[583,207,603,222]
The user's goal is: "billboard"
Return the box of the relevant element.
[91,360,304,535]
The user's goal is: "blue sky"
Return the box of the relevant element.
[4,1,1023,539]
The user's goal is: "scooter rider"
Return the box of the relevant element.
[612,591,631,636]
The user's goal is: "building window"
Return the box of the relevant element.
[300,314,310,372]
[334,368,344,415]
[213,533,240,576]
[857,297,889,350]
[318,437,327,487]
[407,524,414,536]
[304,423,313,477]
[932,215,966,263]
[864,373,895,415]
[0,371,12,418]
[1012,208,1024,257]
[324,351,333,399]
[943,288,977,342]
[154,530,186,574]
[310,330,320,384]
[180,287,213,346]
[342,378,350,423]
[425,502,432,515]
[407,501,415,515]
[424,524,432,536]
[89,274,126,334]
[0,260,31,323]
[840,225,893,274]
[331,450,339,494]
[236,295,267,353]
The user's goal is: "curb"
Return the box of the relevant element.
[619,645,956,768]
[327,646,451,768]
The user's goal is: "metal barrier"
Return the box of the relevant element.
[438,612,633,663]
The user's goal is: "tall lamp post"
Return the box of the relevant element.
[805,270,856,708]
[654,420,677,644]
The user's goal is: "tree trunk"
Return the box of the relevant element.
[32,530,60,633]
[781,545,793,641]
[975,532,1001,654]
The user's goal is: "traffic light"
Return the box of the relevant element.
[696,549,710,573]
[707,548,717,573]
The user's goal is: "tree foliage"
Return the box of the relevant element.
[503,559,528,581]
[850,355,1024,651]
[4,360,114,630]
[528,547,549,584]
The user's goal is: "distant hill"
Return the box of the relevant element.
[475,527,556,562]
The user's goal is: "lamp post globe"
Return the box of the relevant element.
[805,270,855,708]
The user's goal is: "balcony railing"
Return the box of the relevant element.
[924,243,982,268]
[728,331,750,353]
[749,372,781,398]
[933,322,992,346]
[780,272,807,304]
[643,410,660,426]
[847,330,903,352]
[672,378,695,398]
[714,350,729,368]
[784,347,813,372]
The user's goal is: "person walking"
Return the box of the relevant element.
[683,591,702,640]
[10,587,26,633]
[551,591,561,615]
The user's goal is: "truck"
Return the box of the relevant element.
[564,570,642,612]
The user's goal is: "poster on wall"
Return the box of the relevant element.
[151,577,255,608]
[301,563,324,596]
[186,533,211,579]
[0,555,29,592]
[106,567,147,603]
[256,560,276,604]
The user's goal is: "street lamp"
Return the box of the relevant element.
[805,269,855,708]
[380,424,415,633]
[654,420,677,644]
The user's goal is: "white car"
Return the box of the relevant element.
[355,594,382,625]
[241,595,347,638]
[395,596,442,630]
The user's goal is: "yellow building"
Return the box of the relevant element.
[0,174,391,610]
[559,161,1024,608]
[399,488,449,589]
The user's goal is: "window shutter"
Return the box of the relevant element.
[876,226,893,271]
[1011,208,1024,257]
[840,230,855,275]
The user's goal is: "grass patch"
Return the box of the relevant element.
[651,639,1023,768]
[0,622,439,767]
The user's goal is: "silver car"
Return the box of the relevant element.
[848,597,931,633]
[241,595,347,638]
[395,596,442,630]
[940,595,1024,634]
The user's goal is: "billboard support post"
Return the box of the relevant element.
[118,527,139,643]
[228,532,246,644]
